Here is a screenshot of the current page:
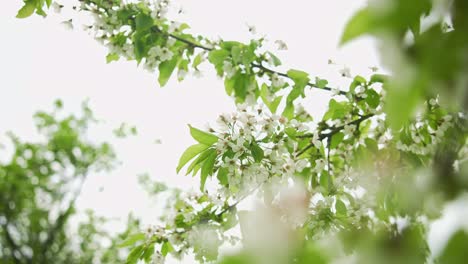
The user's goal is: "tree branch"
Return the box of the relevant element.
[152,27,347,95]
[295,114,374,157]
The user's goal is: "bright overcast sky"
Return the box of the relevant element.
[1,0,465,261]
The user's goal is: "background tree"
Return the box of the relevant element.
[0,101,141,263]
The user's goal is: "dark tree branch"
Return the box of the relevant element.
[152,26,347,95]
[296,114,374,157]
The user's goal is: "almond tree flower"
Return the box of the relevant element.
[315,159,326,173]
[339,66,352,78]
[215,138,229,153]
[223,156,238,170]
[167,38,176,47]
[295,159,309,172]
[182,210,195,222]
[271,73,285,88]
[331,87,341,96]
[247,24,257,34]
[275,40,288,50]
[152,251,165,264]
[168,22,181,33]
[223,61,236,78]
[52,2,63,13]
[216,114,232,131]
[61,19,73,30]
[312,132,322,148]
[229,137,246,152]
[343,124,356,137]
[159,47,174,61]
[147,46,173,62]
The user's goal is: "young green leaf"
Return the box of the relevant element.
[189,125,218,145]
[106,53,120,64]
[250,141,264,163]
[158,57,179,87]
[126,244,145,264]
[135,13,154,31]
[176,144,210,173]
[118,233,145,248]
[16,2,36,18]
[161,241,174,256]
[200,150,217,190]
[340,7,373,45]
[217,167,229,186]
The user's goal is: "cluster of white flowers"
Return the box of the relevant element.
[150,0,171,20]
[396,114,453,155]
[271,73,285,88]
[211,103,317,196]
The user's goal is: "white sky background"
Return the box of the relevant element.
[0,0,466,262]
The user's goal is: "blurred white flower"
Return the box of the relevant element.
[339,66,352,78]
[275,40,288,50]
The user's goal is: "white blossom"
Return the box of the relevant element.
[52,2,63,13]
[61,19,74,30]
[315,159,326,173]
[339,66,352,78]
[223,61,236,78]
[343,124,356,137]
[152,251,165,264]
[275,40,288,50]
[271,73,285,88]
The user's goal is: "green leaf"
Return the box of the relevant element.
[320,172,329,194]
[118,233,145,248]
[340,7,373,45]
[250,142,264,163]
[315,77,329,89]
[176,144,210,173]
[200,150,217,190]
[126,244,144,264]
[208,49,230,65]
[438,230,468,264]
[260,84,282,113]
[267,52,282,66]
[16,2,36,18]
[385,78,424,129]
[287,69,310,88]
[330,132,344,149]
[192,53,203,69]
[365,89,380,109]
[186,148,215,176]
[208,49,230,76]
[189,125,218,145]
[369,74,389,84]
[282,103,294,120]
[225,73,255,102]
[106,53,120,63]
[365,138,378,153]
[161,241,174,256]
[135,13,154,31]
[335,199,347,215]
[158,57,179,87]
[141,245,155,262]
[217,167,229,186]
[323,99,350,120]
